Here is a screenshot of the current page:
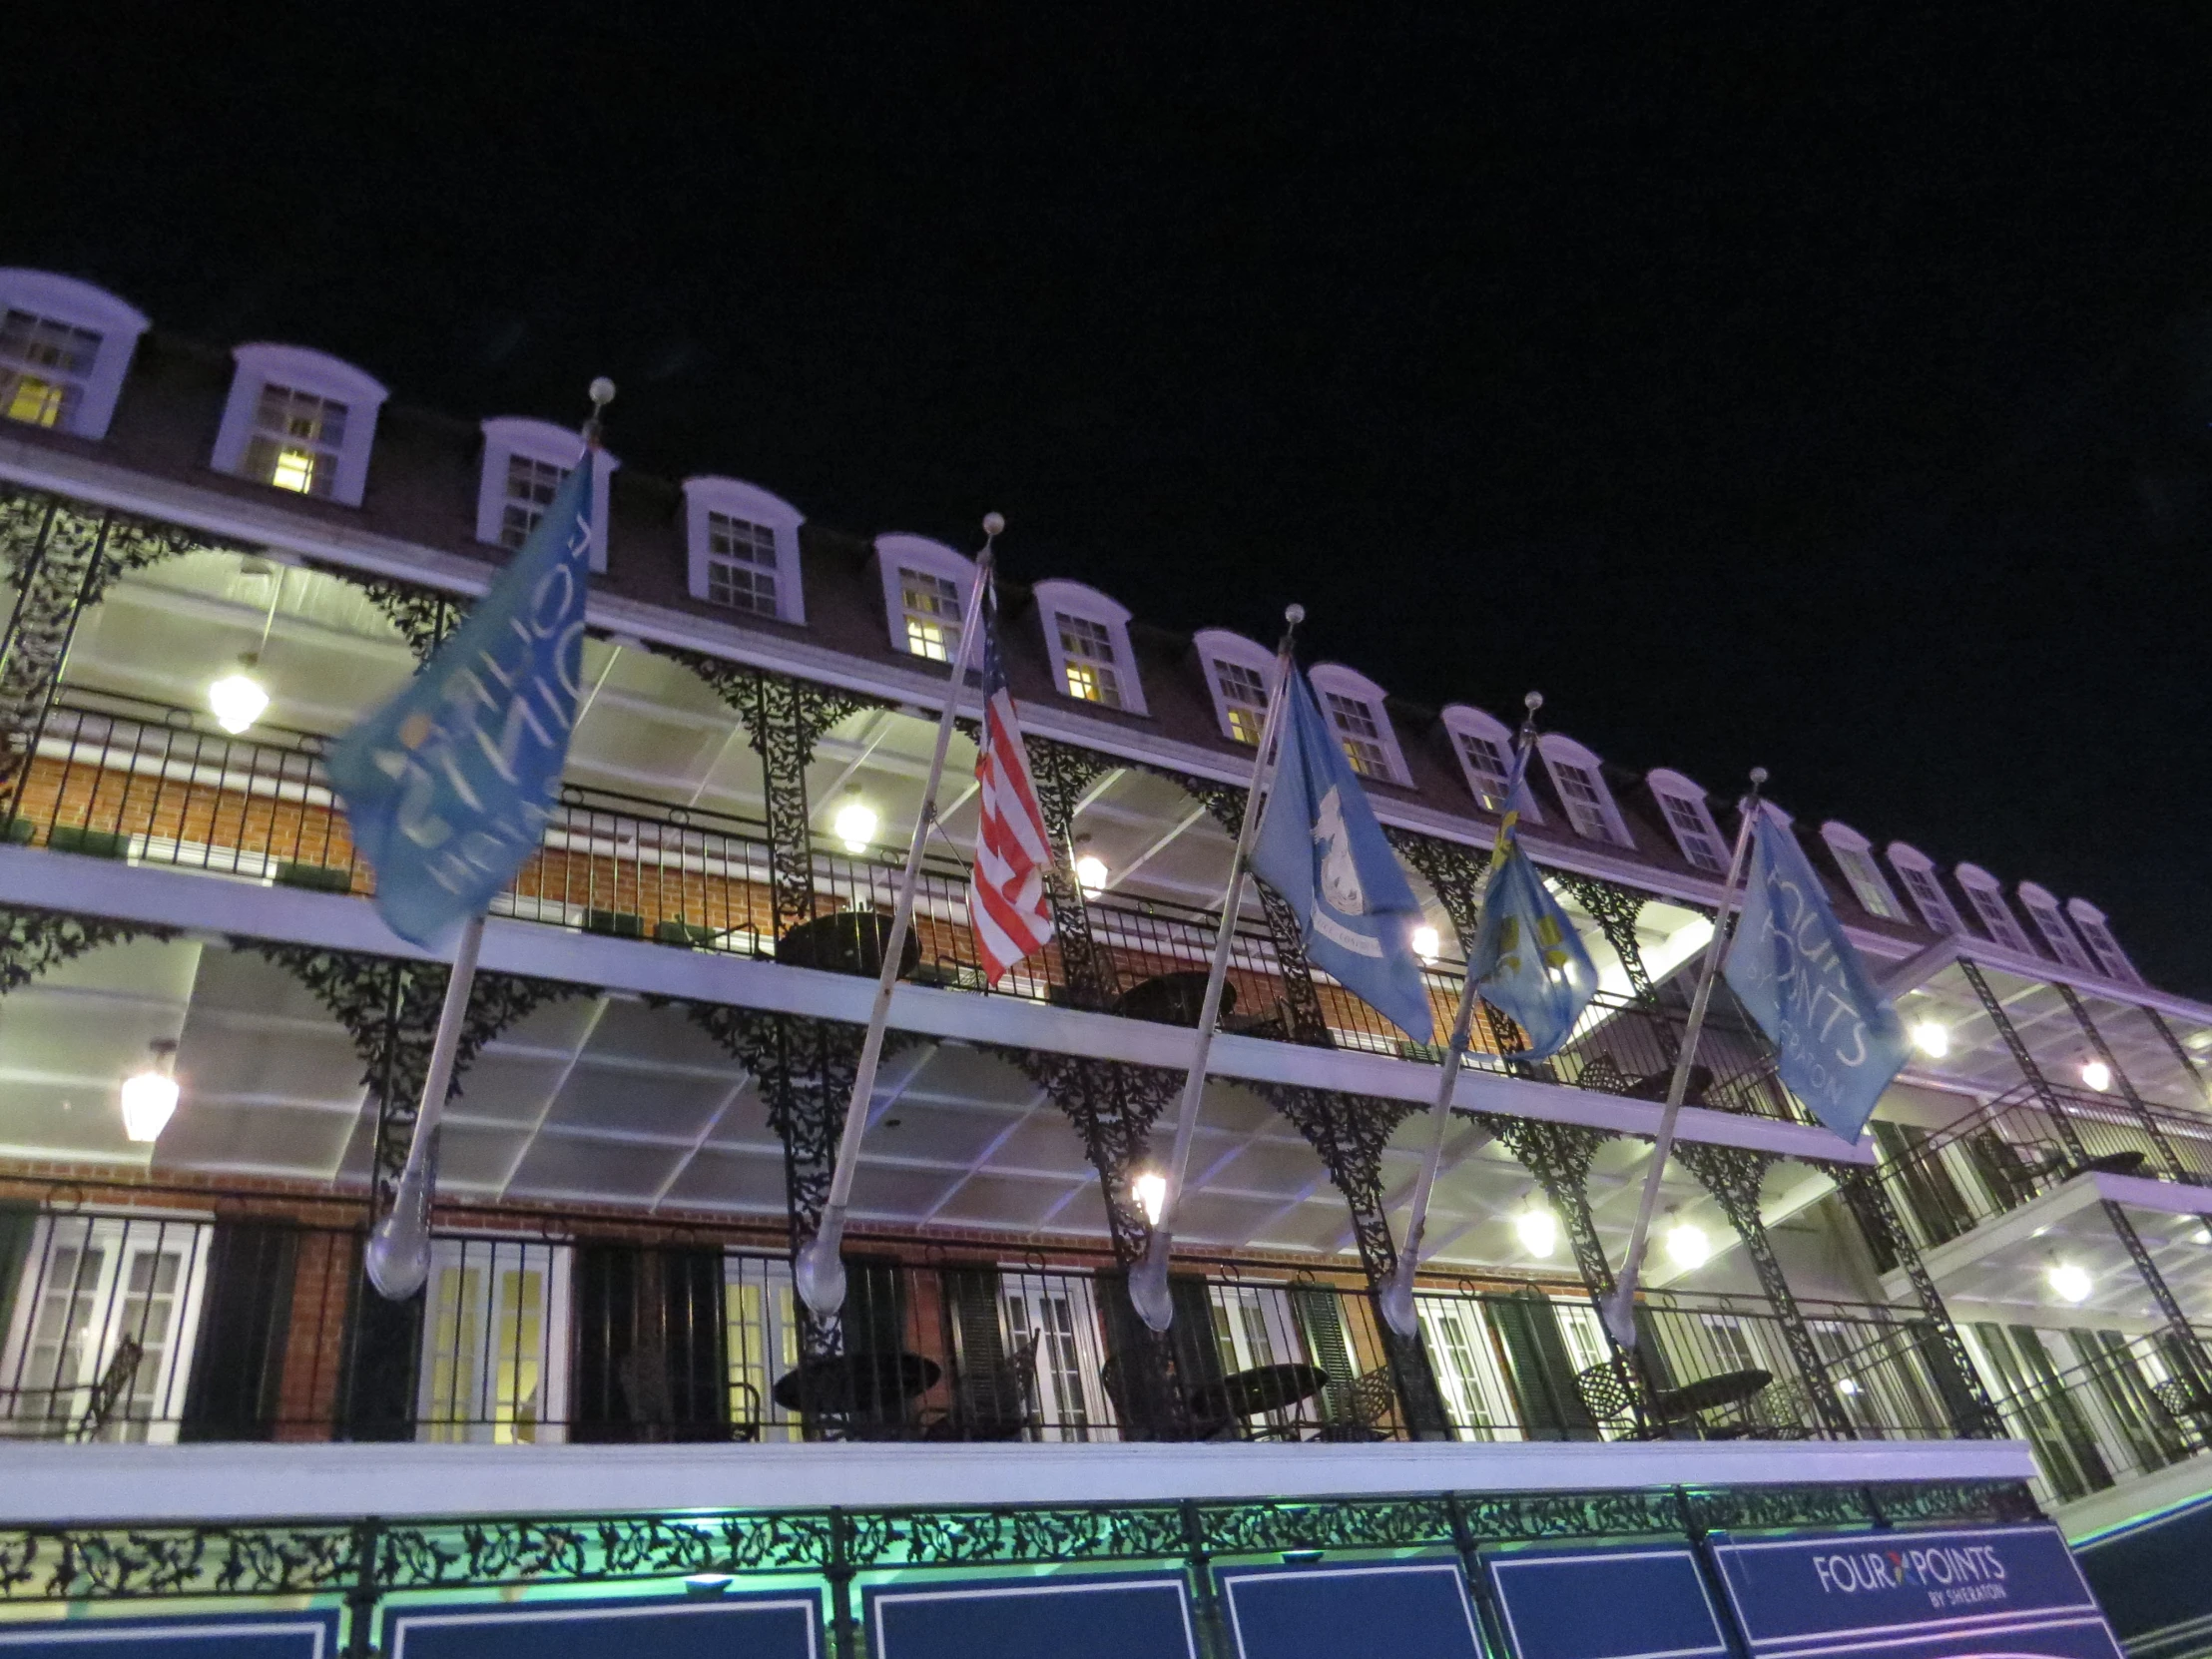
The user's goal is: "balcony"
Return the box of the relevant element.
[1976,1320,2212,1510]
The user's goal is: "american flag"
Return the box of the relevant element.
[967,580,1056,983]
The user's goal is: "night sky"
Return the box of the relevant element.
[9,10,2210,991]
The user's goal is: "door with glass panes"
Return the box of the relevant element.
[998,1271,1112,1440]
[1414,1294,1521,1441]
[416,1239,570,1443]
[724,1254,803,1441]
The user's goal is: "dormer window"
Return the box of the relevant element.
[1033,580,1147,716]
[875,535,976,665]
[213,344,387,508]
[477,419,615,572]
[1308,665,1409,786]
[0,270,149,440]
[1820,823,1902,920]
[1954,864,2034,954]
[682,478,806,625]
[1538,735,1632,848]
[1439,706,1539,822]
[2066,900,2141,985]
[1193,629,1276,745]
[2017,882,2094,971]
[1887,844,1961,935]
[1646,771,1728,873]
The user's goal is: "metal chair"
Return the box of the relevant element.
[75,1337,146,1442]
[1313,1367,1399,1441]
[925,1336,1040,1441]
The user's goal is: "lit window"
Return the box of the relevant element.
[1456,731,1513,808]
[704,512,781,615]
[1325,692,1390,778]
[242,382,347,497]
[1657,793,1727,873]
[1956,865,2034,954]
[1058,613,1124,707]
[2066,899,2141,985]
[901,567,962,662]
[1823,826,1902,920]
[1888,847,1962,935]
[417,1239,567,1445]
[1215,659,1269,745]
[0,308,101,429]
[498,454,566,549]
[2017,883,2093,971]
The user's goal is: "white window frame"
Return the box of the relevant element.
[2016,881,2094,971]
[2066,898,2141,985]
[212,343,387,507]
[873,534,977,665]
[725,1252,805,1443]
[1645,769,1728,873]
[1439,705,1539,822]
[1954,862,2035,954]
[1537,733,1633,848]
[683,477,806,624]
[1887,843,1962,935]
[1820,822,1903,920]
[0,1212,212,1444]
[1192,627,1277,746]
[476,417,616,573]
[1414,1293,1522,1442]
[997,1269,1115,1442]
[0,270,148,440]
[1033,578,1147,716]
[1308,663,1409,786]
[415,1237,571,1445]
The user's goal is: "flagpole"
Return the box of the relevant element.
[1129,604,1304,1334]
[1598,766,1766,1349]
[364,376,616,1303]
[1378,691,1543,1341]
[795,517,1001,1321]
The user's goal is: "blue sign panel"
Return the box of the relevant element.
[1485,1544,1731,1659]
[867,1572,1197,1659]
[1710,1525,2122,1659]
[0,1610,337,1659]
[2076,1495,2212,1659]
[1218,1561,1481,1659]
[383,1589,820,1659]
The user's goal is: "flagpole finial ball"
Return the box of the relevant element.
[1524,691,1543,712]
[1750,767,1769,785]
[589,377,616,407]
[1285,604,1306,625]
[982,512,1005,536]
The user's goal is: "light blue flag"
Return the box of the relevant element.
[1468,747,1599,1059]
[328,452,594,948]
[1724,802,1910,1143]
[1250,669,1434,1044]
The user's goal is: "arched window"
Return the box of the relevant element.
[1821,822,1903,920]
[683,477,806,623]
[1193,628,1276,745]
[2016,881,2094,971]
[1034,579,1147,715]
[477,418,617,573]
[1440,705,1539,822]
[2065,898,2141,985]
[1538,734,1633,848]
[1886,843,1962,935]
[213,343,387,507]
[874,534,976,664]
[1308,664,1410,786]
[1954,863,2034,954]
[1645,769,1728,873]
[0,269,148,439]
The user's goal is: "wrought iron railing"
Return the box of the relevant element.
[2,689,1821,1121]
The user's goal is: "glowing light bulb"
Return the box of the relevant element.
[1911,1021,1949,1059]
[1075,853,1109,897]
[1835,1378,1860,1396]
[832,800,877,854]
[120,1067,179,1143]
[208,665,270,735]
[1515,1204,1557,1259]
[1410,924,1440,964]
[2046,1261,2092,1305]
[2079,1059,2111,1093]
[1133,1171,1167,1226]
[1664,1216,1711,1271]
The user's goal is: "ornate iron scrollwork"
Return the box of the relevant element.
[2052,981,2188,1181]
[992,1044,1181,1262]
[0,905,180,995]
[314,565,462,662]
[1022,735,1121,1010]
[1552,874,1659,1005]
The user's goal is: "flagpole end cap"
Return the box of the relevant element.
[588,377,616,408]
[1285,603,1306,625]
[1750,766,1769,786]
[982,512,1005,537]
[1524,691,1543,712]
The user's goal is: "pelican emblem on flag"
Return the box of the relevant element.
[1314,787,1368,916]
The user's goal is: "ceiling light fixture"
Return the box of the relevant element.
[1075,853,1110,897]
[120,1039,181,1143]
[1410,924,1440,964]
[2079,1059,2112,1093]
[831,796,877,854]
[1910,1021,1950,1059]
[1132,1170,1168,1227]
[1663,1210,1711,1271]
[2046,1261,2092,1304]
[208,653,270,736]
[1515,1199,1558,1259]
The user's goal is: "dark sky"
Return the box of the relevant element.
[10,9,2212,993]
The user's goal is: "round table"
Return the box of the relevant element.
[773,1351,941,1416]
[1651,1367,1772,1421]
[1114,971,1238,1028]
[776,911,921,979]
[1187,1363,1329,1424]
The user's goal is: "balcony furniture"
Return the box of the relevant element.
[1574,1360,1646,1436]
[1188,1363,1330,1435]
[1624,1064,1714,1106]
[1651,1367,1772,1436]
[1313,1367,1398,1441]
[274,860,353,892]
[654,919,718,947]
[729,1380,764,1442]
[583,908,644,938]
[777,910,920,979]
[773,1350,941,1420]
[0,1337,146,1442]
[923,1335,1040,1441]
[1101,1352,1233,1441]
[1113,971,1238,1028]
[47,825,128,859]
[2076,1150,2149,1179]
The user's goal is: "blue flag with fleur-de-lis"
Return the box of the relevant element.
[1469,746,1598,1058]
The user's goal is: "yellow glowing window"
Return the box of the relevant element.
[1057,613,1123,708]
[269,447,317,493]
[243,382,346,497]
[1324,691,1389,778]
[419,1243,556,1444]
[0,308,99,429]
[899,568,960,663]
[4,376,64,427]
[1214,659,1269,744]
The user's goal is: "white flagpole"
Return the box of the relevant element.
[795,518,1001,1320]
[1598,767,1767,1349]
[1378,690,1543,1341]
[365,378,616,1303]
[1128,604,1304,1334]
